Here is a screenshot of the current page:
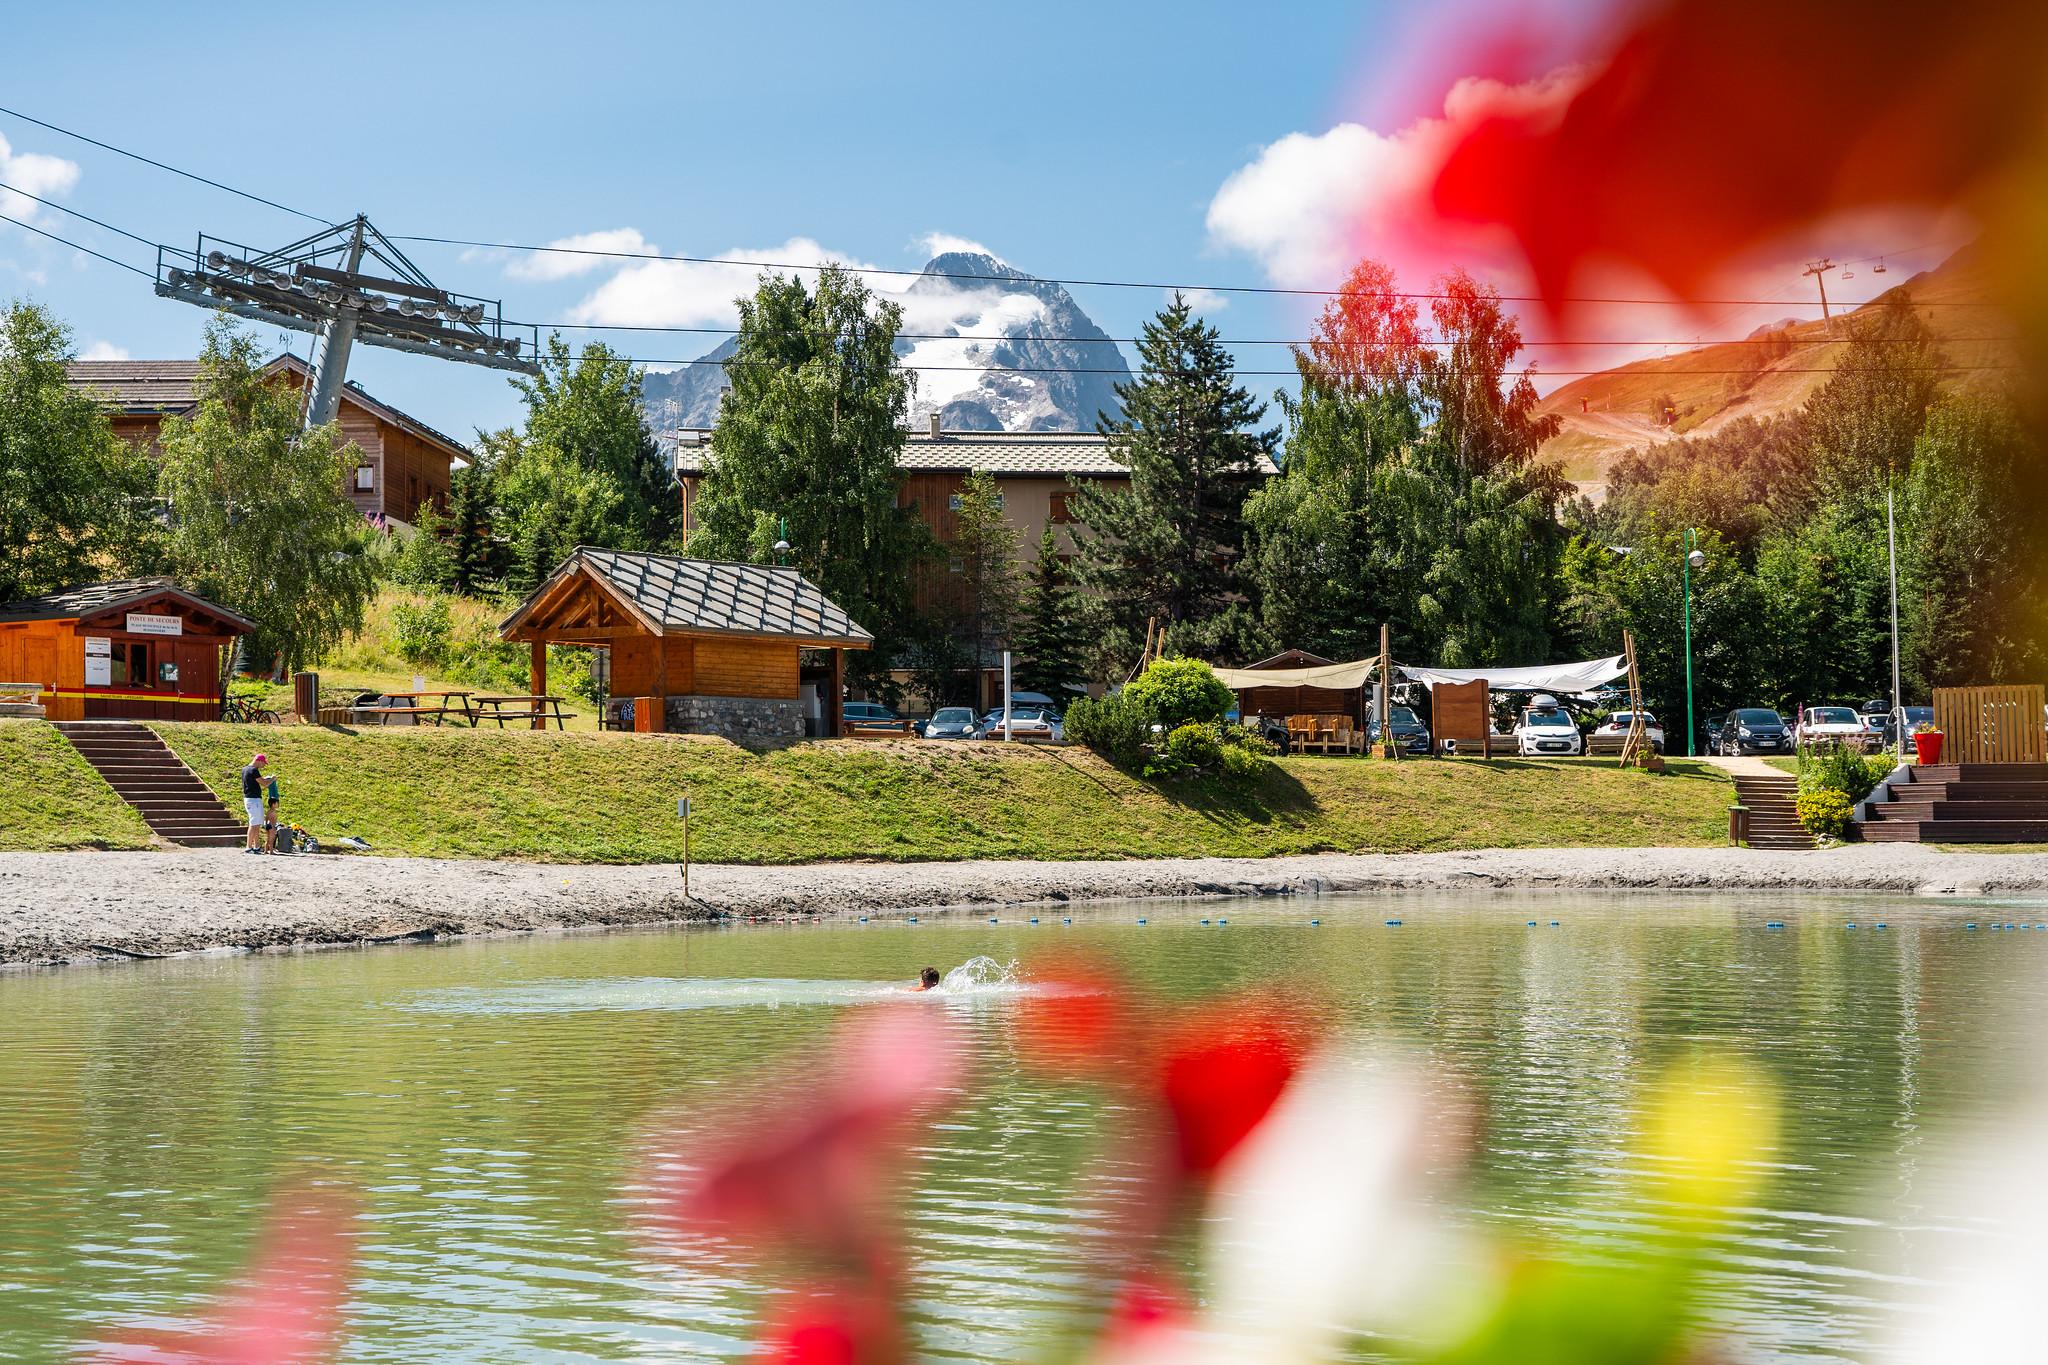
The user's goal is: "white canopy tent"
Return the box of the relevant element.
[1395,655,1627,695]
[1210,658,1379,692]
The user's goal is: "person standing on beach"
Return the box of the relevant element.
[241,753,267,855]
[262,770,282,854]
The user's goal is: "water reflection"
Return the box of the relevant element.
[0,894,2043,1361]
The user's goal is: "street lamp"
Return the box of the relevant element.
[773,516,791,567]
[1683,530,1705,757]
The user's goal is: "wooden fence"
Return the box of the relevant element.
[1932,684,2046,764]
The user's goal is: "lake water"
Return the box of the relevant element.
[4,893,2046,1362]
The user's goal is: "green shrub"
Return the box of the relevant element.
[1218,740,1268,785]
[1063,693,1152,767]
[1796,788,1855,840]
[1163,722,1223,770]
[1798,745,1892,803]
[389,596,453,668]
[1123,656,1234,728]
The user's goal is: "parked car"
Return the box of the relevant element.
[920,706,979,740]
[1874,705,1934,748]
[842,701,899,725]
[976,707,1064,742]
[1591,710,1665,754]
[1795,705,1876,752]
[1716,707,1792,756]
[1366,704,1433,754]
[1515,699,1584,756]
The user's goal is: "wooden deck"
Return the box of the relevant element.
[1860,763,2048,843]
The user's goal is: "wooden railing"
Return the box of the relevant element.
[1932,684,2046,764]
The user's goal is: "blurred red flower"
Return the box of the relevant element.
[1431,0,2048,308]
[757,1284,904,1365]
[1157,1007,1308,1178]
[86,1186,355,1365]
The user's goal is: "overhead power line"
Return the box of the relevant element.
[400,234,1977,308]
[0,212,152,278]
[623,357,2013,377]
[0,104,325,223]
[0,179,170,251]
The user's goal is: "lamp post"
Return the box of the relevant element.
[1683,529,1705,757]
[772,517,791,568]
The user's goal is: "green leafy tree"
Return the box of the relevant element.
[497,438,630,593]
[383,498,456,590]
[1012,527,1081,697]
[949,468,1020,675]
[0,300,156,601]
[445,434,509,595]
[156,317,376,673]
[686,265,932,687]
[1067,294,1277,674]
[511,336,676,553]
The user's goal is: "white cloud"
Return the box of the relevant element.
[1206,69,1585,288]
[566,236,882,328]
[1173,287,1230,314]
[916,232,1002,264]
[79,340,129,361]
[0,133,81,224]
[507,227,658,282]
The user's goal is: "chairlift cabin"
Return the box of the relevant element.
[0,579,254,721]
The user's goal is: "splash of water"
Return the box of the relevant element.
[938,956,1024,994]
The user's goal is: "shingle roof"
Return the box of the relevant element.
[670,428,1278,478]
[0,577,255,630]
[506,549,873,649]
[66,354,471,460]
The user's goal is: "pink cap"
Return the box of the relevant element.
[253,753,268,764]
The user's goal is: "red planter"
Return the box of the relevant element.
[1913,731,1944,765]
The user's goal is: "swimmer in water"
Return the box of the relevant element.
[911,966,941,992]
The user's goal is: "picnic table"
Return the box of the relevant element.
[472,694,577,730]
[347,690,479,727]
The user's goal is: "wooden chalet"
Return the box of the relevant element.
[0,579,254,721]
[501,549,872,740]
[67,354,469,525]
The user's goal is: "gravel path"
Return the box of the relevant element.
[4,844,2048,968]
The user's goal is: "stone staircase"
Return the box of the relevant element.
[1733,772,1815,850]
[56,722,247,848]
[1861,763,2048,842]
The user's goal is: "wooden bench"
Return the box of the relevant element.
[845,719,916,739]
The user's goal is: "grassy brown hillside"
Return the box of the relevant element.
[1539,249,2015,489]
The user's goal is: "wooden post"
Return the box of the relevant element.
[530,639,547,731]
[828,647,845,738]
[1377,623,1397,759]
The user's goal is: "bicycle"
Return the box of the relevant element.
[222,697,283,724]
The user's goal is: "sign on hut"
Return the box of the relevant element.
[0,579,255,721]
[500,549,873,741]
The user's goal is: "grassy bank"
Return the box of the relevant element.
[150,724,1733,863]
[0,721,154,851]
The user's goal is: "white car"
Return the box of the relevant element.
[1796,705,1876,752]
[1516,706,1584,756]
[977,707,1064,742]
[1593,710,1665,754]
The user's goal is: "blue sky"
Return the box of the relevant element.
[0,0,1956,442]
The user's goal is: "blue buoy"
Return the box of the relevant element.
[1765,921,1784,929]
[1137,917,1147,925]
[1966,922,1978,930]
[1846,923,1858,929]
[1200,918,1211,926]
[1527,921,1538,927]
[988,917,999,924]
[908,916,918,924]
[1875,923,1888,930]
[1386,919,1402,926]
[1062,917,1071,925]
[1549,920,1560,927]
[1029,917,1039,925]
[1217,919,1228,926]
[1309,919,1320,926]
[859,917,868,924]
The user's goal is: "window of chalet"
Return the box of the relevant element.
[1049,490,1078,524]
[355,463,375,491]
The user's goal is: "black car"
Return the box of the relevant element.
[1367,704,1433,754]
[1716,707,1791,756]
[1875,705,1934,748]
[920,706,979,740]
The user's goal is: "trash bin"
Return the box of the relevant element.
[292,672,319,722]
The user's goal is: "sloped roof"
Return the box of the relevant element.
[66,354,470,461]
[0,577,255,632]
[670,428,1278,478]
[503,548,873,649]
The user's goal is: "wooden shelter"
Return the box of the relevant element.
[0,579,254,721]
[1226,649,1372,727]
[500,549,873,739]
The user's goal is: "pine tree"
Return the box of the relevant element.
[1013,526,1080,696]
[949,468,1021,675]
[1066,294,1276,673]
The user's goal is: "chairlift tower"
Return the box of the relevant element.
[155,214,539,429]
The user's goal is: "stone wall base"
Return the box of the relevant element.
[658,694,805,743]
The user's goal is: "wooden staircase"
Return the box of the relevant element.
[1861,763,2048,843]
[57,721,248,848]
[1733,772,1815,850]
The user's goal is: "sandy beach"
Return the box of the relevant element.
[3,844,2047,967]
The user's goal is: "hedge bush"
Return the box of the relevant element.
[1796,788,1855,840]
[1122,657,1234,728]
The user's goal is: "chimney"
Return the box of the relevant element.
[928,412,942,439]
